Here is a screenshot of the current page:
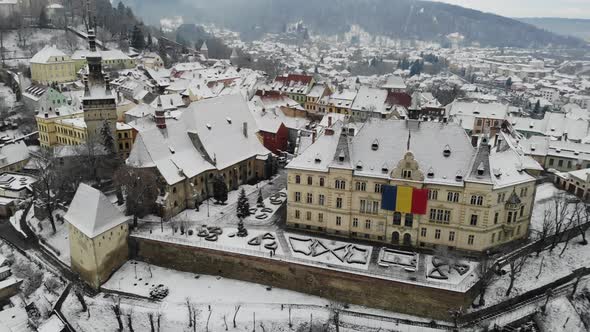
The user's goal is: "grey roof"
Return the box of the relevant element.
[65,184,128,238]
[128,94,270,185]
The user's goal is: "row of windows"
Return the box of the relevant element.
[359,199,379,215]
[421,227,457,242]
[429,209,451,224]
[294,175,326,187]
[294,192,328,206]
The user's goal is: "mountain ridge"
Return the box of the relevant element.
[121,0,586,48]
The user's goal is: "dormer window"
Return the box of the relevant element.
[427,167,434,178]
[443,145,451,157]
[555,148,561,153]
[494,169,502,178]
[477,162,485,176]
[381,163,388,174]
[371,139,379,151]
[356,161,363,171]
[338,151,345,163]
[226,117,232,124]
[206,123,212,130]
[314,154,321,164]
[402,169,412,179]
[455,172,463,182]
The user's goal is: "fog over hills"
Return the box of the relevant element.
[518,17,590,42]
[121,0,585,48]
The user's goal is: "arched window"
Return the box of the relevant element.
[391,231,400,244]
[403,233,412,246]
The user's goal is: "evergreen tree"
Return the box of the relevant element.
[131,25,145,50]
[100,120,115,155]
[213,175,228,204]
[236,188,250,218]
[39,8,49,28]
[146,31,153,50]
[257,189,264,207]
[506,77,513,88]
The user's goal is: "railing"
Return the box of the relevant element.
[459,268,590,326]
[131,228,475,292]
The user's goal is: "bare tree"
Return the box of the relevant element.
[560,203,580,257]
[185,298,193,328]
[127,311,135,332]
[31,148,62,234]
[537,208,554,256]
[111,297,124,332]
[505,251,530,297]
[476,257,494,307]
[550,193,570,253]
[148,313,155,332]
[577,201,590,245]
[233,305,241,328]
[74,287,87,312]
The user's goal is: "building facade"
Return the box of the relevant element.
[286,120,539,252]
[66,184,129,289]
[30,46,76,84]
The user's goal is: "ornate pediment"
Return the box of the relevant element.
[391,151,424,181]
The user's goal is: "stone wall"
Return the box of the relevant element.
[131,237,477,321]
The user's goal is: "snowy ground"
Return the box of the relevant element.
[530,182,578,234]
[90,261,449,332]
[482,233,590,309]
[536,297,586,332]
[0,240,67,330]
[25,208,71,267]
[166,175,285,228]
[1,28,88,66]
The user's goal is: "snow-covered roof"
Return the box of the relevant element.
[30,46,68,64]
[381,75,406,90]
[351,86,388,113]
[447,101,509,120]
[128,94,270,185]
[0,142,30,168]
[64,183,128,238]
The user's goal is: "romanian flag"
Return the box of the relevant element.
[381,185,428,215]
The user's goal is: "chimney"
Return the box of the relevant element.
[312,131,316,143]
[155,96,166,129]
[325,128,334,136]
[328,116,332,127]
[243,122,248,137]
[497,138,503,152]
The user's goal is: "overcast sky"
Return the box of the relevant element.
[431,0,590,19]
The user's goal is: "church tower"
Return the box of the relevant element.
[82,0,117,151]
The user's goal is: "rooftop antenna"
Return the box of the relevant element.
[407,126,411,151]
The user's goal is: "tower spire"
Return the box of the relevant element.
[87,0,97,52]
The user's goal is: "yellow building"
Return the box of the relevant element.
[30,46,76,84]
[286,120,540,252]
[116,122,135,158]
[66,183,129,289]
[36,105,84,147]
[72,49,136,72]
